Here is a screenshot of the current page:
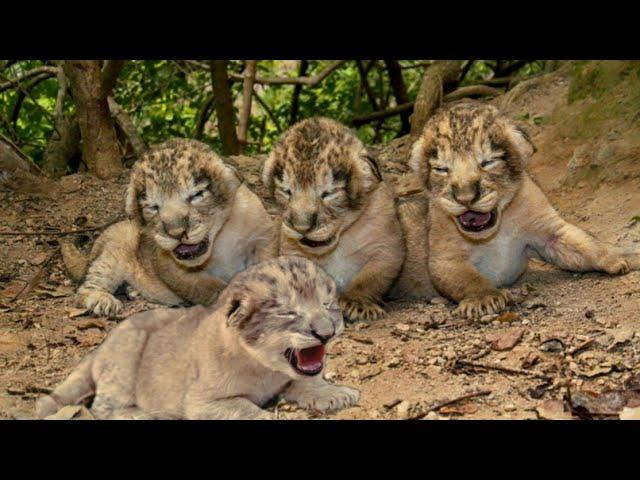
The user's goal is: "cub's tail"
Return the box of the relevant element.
[60,241,90,283]
[35,351,96,418]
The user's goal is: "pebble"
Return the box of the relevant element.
[431,296,449,306]
[504,403,517,412]
[385,357,402,368]
[396,401,412,419]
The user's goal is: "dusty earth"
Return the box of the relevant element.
[1,62,639,420]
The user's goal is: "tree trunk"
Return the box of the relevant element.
[210,60,240,155]
[237,60,257,153]
[64,60,123,179]
[409,60,462,136]
[384,59,411,135]
[289,60,309,124]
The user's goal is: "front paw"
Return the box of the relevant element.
[80,290,123,318]
[291,384,360,413]
[601,257,630,275]
[455,289,512,320]
[339,295,385,323]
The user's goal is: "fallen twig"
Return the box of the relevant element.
[0,217,122,236]
[11,251,58,302]
[409,390,492,420]
[454,359,551,380]
[567,338,595,356]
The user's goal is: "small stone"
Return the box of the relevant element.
[325,371,339,381]
[394,323,411,333]
[585,310,595,319]
[353,322,369,331]
[385,357,402,368]
[431,296,449,306]
[396,401,412,419]
[504,403,517,412]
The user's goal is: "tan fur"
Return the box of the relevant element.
[36,257,360,420]
[263,118,405,322]
[410,101,640,319]
[77,139,276,317]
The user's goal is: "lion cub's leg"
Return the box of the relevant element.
[284,376,360,413]
[430,254,512,320]
[339,256,399,322]
[531,216,639,275]
[89,327,148,419]
[184,391,274,420]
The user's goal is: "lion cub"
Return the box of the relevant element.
[262,118,404,322]
[36,256,359,420]
[410,101,640,319]
[69,139,276,317]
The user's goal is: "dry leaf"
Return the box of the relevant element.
[0,280,26,299]
[487,327,525,351]
[75,319,108,330]
[569,390,640,418]
[536,400,573,420]
[67,307,89,318]
[439,402,478,415]
[29,252,49,266]
[497,311,520,323]
[0,332,27,354]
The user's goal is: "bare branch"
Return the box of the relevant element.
[351,102,413,126]
[194,94,215,140]
[252,89,282,133]
[107,97,147,157]
[101,60,125,95]
[237,60,257,153]
[229,60,346,86]
[443,85,503,102]
[0,66,57,92]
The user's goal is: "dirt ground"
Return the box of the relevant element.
[1,65,639,420]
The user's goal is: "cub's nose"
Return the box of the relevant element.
[286,212,318,234]
[162,219,188,239]
[452,181,481,206]
[311,327,334,344]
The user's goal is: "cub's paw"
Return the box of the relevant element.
[289,383,360,413]
[339,295,385,323]
[601,257,630,275]
[455,289,512,320]
[80,290,123,318]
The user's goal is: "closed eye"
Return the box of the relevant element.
[480,158,502,169]
[278,187,292,198]
[188,189,208,204]
[432,166,449,174]
[144,204,159,214]
[320,188,343,200]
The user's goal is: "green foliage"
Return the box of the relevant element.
[0,59,542,168]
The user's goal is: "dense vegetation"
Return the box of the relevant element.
[0,60,548,179]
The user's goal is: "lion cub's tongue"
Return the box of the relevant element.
[295,345,325,371]
[458,211,492,229]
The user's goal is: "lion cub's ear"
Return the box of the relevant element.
[261,151,279,192]
[363,154,383,182]
[503,120,536,165]
[125,170,145,225]
[225,293,254,328]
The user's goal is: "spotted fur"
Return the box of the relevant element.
[410,101,640,319]
[75,138,276,317]
[263,118,404,323]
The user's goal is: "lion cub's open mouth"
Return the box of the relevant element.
[299,236,334,249]
[285,345,325,376]
[173,238,210,260]
[457,210,497,232]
